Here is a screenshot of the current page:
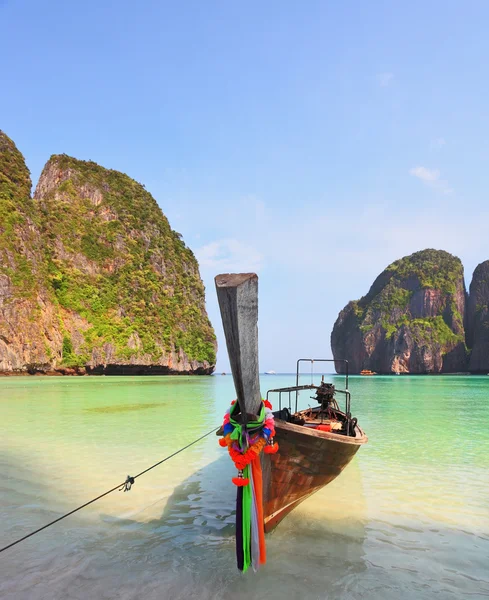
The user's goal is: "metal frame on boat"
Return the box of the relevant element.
[267,358,351,430]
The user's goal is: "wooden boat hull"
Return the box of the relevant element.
[261,419,368,532]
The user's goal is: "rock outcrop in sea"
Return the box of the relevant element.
[331,249,468,374]
[0,130,216,375]
[466,261,489,373]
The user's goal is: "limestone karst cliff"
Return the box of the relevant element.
[0,130,216,375]
[331,250,468,374]
[466,261,489,373]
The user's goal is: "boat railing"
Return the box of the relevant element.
[266,384,316,412]
[266,385,351,418]
[266,384,354,435]
[296,358,349,391]
[266,358,353,434]
[296,358,349,408]
[333,388,352,434]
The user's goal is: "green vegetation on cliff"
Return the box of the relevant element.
[385,249,464,294]
[0,132,31,199]
[0,132,45,298]
[410,316,463,347]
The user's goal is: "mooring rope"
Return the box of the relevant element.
[0,426,219,555]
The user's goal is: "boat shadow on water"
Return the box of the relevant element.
[101,452,369,583]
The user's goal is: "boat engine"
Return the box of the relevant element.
[313,382,336,410]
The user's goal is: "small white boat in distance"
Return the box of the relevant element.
[265,370,277,375]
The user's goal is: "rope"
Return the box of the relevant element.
[0,426,219,555]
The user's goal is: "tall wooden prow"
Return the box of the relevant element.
[215,273,262,423]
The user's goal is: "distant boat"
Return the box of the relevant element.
[265,370,276,375]
[360,369,377,376]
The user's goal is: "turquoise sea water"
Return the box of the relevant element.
[1,374,488,599]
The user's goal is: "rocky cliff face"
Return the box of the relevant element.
[0,131,54,372]
[466,261,489,373]
[331,250,468,374]
[0,130,216,375]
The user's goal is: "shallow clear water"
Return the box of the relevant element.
[1,374,488,599]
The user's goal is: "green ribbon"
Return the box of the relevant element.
[241,464,252,572]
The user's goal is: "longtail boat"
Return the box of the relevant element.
[215,273,367,541]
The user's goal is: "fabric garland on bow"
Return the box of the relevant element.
[219,398,278,572]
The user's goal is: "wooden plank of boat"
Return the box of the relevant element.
[215,273,262,419]
[263,420,367,532]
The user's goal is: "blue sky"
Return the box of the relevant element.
[2,0,489,372]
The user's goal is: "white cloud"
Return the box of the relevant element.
[377,72,394,87]
[430,137,446,150]
[409,166,440,182]
[409,166,453,194]
[195,238,263,273]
